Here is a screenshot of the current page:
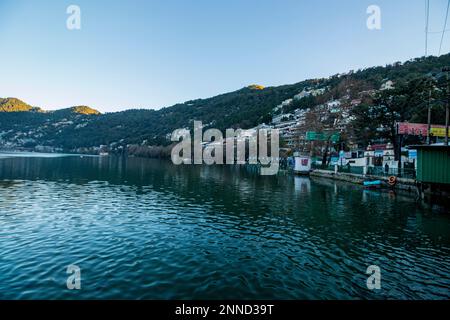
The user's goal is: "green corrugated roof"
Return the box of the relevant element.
[414,145,450,184]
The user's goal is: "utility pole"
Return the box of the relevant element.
[442,67,450,146]
[444,66,450,146]
[425,0,429,56]
[427,83,432,145]
[447,102,449,146]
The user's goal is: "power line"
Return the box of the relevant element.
[425,0,430,56]
[439,0,450,55]
[428,28,450,34]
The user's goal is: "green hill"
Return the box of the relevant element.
[72,105,100,115]
[1,53,449,154]
[0,98,34,112]
[52,106,101,117]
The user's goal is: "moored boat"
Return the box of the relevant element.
[363,180,382,188]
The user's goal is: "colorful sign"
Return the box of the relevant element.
[397,122,448,137]
[408,149,417,160]
[397,123,428,136]
[430,127,448,137]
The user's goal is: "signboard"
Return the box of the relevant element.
[306,132,316,141]
[397,123,427,136]
[397,122,448,137]
[374,150,384,157]
[339,151,346,166]
[430,127,448,137]
[315,133,325,141]
[306,132,325,141]
[330,133,340,143]
[306,131,340,142]
[408,149,417,160]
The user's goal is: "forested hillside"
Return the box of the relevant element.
[1,53,449,154]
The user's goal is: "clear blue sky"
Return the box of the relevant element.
[0,0,449,112]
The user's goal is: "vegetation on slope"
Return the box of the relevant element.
[0,53,449,154]
[0,98,35,112]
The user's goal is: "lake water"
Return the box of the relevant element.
[0,153,449,299]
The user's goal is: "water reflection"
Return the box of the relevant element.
[294,176,311,194]
[0,154,449,299]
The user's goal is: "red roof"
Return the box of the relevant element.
[371,144,387,150]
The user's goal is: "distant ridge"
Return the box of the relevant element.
[53,106,102,116]
[0,98,36,112]
[0,98,101,115]
[247,84,265,90]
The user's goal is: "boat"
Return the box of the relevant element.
[363,180,382,188]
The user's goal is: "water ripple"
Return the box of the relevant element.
[0,156,449,299]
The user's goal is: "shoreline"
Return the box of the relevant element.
[309,169,450,205]
[310,169,416,192]
[1,150,449,204]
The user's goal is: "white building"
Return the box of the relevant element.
[380,80,395,91]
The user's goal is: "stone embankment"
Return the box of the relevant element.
[310,169,417,192]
